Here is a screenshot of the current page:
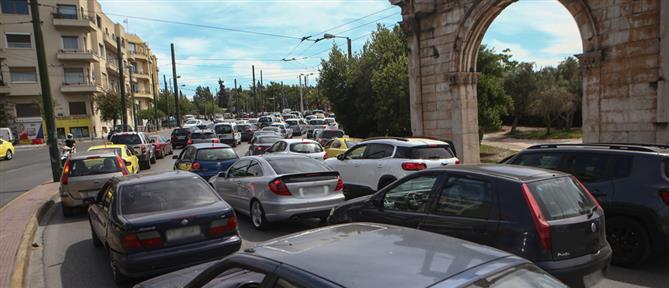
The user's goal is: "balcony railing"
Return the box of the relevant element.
[52,13,96,32]
[61,79,103,93]
[57,49,100,62]
[52,13,94,21]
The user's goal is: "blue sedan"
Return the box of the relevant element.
[174,143,239,180]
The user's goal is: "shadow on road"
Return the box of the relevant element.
[236,214,324,244]
[603,256,669,288]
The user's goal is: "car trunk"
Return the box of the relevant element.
[67,173,119,199]
[549,212,606,260]
[280,172,340,199]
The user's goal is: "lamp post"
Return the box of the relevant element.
[299,72,314,113]
[323,33,352,59]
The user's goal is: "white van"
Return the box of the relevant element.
[213,123,241,147]
[0,128,15,144]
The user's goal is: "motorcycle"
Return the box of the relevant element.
[60,145,76,165]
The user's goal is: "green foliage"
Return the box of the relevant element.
[92,91,129,123]
[476,46,513,135]
[137,109,165,120]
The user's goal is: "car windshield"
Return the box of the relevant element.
[345,140,359,148]
[257,137,282,144]
[119,178,219,215]
[196,148,238,161]
[290,142,323,153]
[258,117,272,123]
[320,130,344,138]
[191,132,216,139]
[185,120,198,125]
[111,134,141,145]
[324,118,335,124]
[237,124,251,131]
[68,157,121,177]
[286,120,298,125]
[309,119,325,125]
[267,157,329,174]
[215,125,233,134]
[90,147,122,156]
[526,177,597,221]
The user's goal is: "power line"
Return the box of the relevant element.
[312,6,395,36]
[334,13,398,35]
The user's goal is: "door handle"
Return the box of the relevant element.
[376,164,383,168]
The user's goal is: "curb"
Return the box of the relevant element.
[9,192,58,288]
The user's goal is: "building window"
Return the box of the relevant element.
[6,33,31,48]
[69,102,87,115]
[9,67,37,82]
[70,127,90,138]
[132,83,140,93]
[64,68,85,84]
[1,0,28,15]
[15,103,40,117]
[62,36,79,50]
[98,44,104,56]
[128,42,136,53]
[96,15,101,28]
[56,4,77,19]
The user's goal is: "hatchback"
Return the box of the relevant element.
[170,127,191,148]
[266,139,326,160]
[212,123,242,147]
[315,129,345,146]
[188,129,219,145]
[173,143,239,180]
[328,164,611,288]
[248,135,282,155]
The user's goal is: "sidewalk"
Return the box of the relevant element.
[0,182,58,288]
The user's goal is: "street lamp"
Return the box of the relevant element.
[323,33,352,59]
[299,72,314,113]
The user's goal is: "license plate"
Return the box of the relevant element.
[166,226,200,241]
[178,136,186,139]
[584,269,603,287]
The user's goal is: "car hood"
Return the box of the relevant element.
[133,261,217,288]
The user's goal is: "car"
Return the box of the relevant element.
[136,223,568,288]
[212,123,242,147]
[88,144,140,175]
[284,118,307,137]
[0,137,15,160]
[184,114,195,120]
[148,135,173,159]
[502,143,669,267]
[266,139,326,160]
[187,129,220,145]
[0,127,16,144]
[247,118,258,126]
[110,132,156,170]
[270,122,292,138]
[260,126,283,137]
[323,137,361,159]
[88,172,241,283]
[248,135,283,155]
[173,143,239,180]
[59,151,130,217]
[249,130,280,144]
[306,119,327,137]
[324,137,459,199]
[281,113,295,120]
[289,111,302,118]
[183,119,203,129]
[236,124,257,142]
[323,117,338,129]
[305,114,316,121]
[210,155,344,229]
[170,127,191,149]
[257,115,277,128]
[311,128,324,140]
[315,129,345,146]
[328,164,611,288]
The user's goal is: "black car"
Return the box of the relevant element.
[236,124,257,142]
[328,164,611,288]
[170,127,191,148]
[248,135,282,155]
[88,172,241,283]
[502,143,669,267]
[135,223,567,288]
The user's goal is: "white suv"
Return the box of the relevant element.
[324,137,459,199]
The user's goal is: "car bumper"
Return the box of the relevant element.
[172,140,187,147]
[220,138,236,145]
[113,235,241,278]
[536,244,612,288]
[61,189,98,208]
[263,194,345,222]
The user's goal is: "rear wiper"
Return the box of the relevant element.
[587,206,598,218]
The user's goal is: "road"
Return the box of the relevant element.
[24,130,669,288]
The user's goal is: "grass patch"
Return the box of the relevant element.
[506,129,582,140]
[480,144,516,163]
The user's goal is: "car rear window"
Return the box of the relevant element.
[394,146,454,159]
[68,157,121,177]
[258,116,272,123]
[257,137,282,144]
[526,177,596,221]
[171,128,189,136]
[308,119,325,125]
[286,120,298,125]
[324,118,335,124]
[215,125,232,134]
[290,142,323,153]
[345,140,359,148]
[119,178,219,215]
[267,158,329,174]
[111,134,141,145]
[191,132,216,139]
[196,148,238,161]
[320,130,344,138]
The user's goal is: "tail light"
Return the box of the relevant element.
[60,159,71,185]
[335,176,344,192]
[191,162,201,171]
[212,139,220,143]
[116,156,129,176]
[208,216,237,236]
[402,162,427,171]
[255,146,264,151]
[141,144,146,153]
[268,179,291,196]
[521,183,551,252]
[572,176,602,210]
[455,159,461,165]
[660,189,669,206]
[187,139,193,145]
[121,231,163,250]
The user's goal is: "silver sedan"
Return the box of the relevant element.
[209,155,345,230]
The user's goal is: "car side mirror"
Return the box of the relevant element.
[336,154,346,161]
[172,155,179,159]
[124,161,132,166]
[219,171,227,178]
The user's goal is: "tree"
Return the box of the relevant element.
[216,79,229,109]
[476,45,513,138]
[556,57,582,130]
[92,91,129,127]
[138,109,165,121]
[504,62,536,134]
[529,68,571,135]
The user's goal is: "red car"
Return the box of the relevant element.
[149,135,173,159]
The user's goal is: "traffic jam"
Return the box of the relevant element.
[54,110,668,288]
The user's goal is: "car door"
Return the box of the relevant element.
[175,146,196,171]
[239,160,265,202]
[328,144,368,188]
[90,184,115,243]
[359,143,395,190]
[561,152,616,206]
[125,147,139,174]
[216,160,251,211]
[418,172,500,247]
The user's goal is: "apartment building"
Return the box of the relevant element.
[0,0,159,142]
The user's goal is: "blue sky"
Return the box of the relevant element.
[98,0,582,97]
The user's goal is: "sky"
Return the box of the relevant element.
[97,0,582,97]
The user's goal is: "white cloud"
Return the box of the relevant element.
[486,39,530,58]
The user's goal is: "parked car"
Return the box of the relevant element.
[183,119,203,129]
[502,143,669,267]
[323,137,361,159]
[60,151,129,217]
[148,135,173,159]
[248,135,283,155]
[210,155,344,229]
[315,129,345,146]
[188,129,220,145]
[136,223,568,288]
[0,127,16,145]
[110,132,156,170]
[212,123,242,147]
[173,143,239,180]
[285,118,307,137]
[270,122,292,138]
[329,164,611,288]
[306,119,327,137]
[88,144,140,175]
[324,137,459,199]
[324,117,338,129]
[170,127,191,149]
[88,172,241,283]
[266,139,326,160]
[257,116,277,128]
[236,124,257,142]
[0,137,15,160]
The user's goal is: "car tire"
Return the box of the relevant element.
[90,219,102,248]
[378,177,397,191]
[157,149,164,159]
[5,150,13,160]
[141,159,151,170]
[109,251,129,284]
[62,205,75,218]
[250,200,270,230]
[150,153,157,164]
[607,217,651,267]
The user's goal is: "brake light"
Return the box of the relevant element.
[572,176,602,210]
[121,234,141,249]
[191,162,201,171]
[61,160,71,185]
[402,162,427,171]
[268,179,291,196]
[117,156,129,176]
[521,183,551,252]
[187,139,193,145]
[335,176,344,192]
[255,146,264,151]
[208,216,237,236]
[660,189,669,206]
[122,231,163,250]
[212,139,220,143]
[141,144,146,153]
[455,159,461,165]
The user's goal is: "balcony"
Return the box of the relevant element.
[52,13,96,32]
[103,34,118,50]
[129,50,149,60]
[133,90,153,99]
[133,71,150,79]
[57,50,101,62]
[106,60,119,74]
[61,80,104,94]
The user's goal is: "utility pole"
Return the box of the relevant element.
[151,73,159,130]
[171,43,180,126]
[260,70,264,111]
[299,75,304,114]
[117,36,127,131]
[233,78,237,113]
[347,37,352,59]
[252,65,256,112]
[30,0,61,181]
[129,67,137,132]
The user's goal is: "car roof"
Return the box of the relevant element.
[523,143,669,156]
[435,164,565,182]
[189,143,232,149]
[280,138,318,144]
[248,223,512,288]
[115,171,200,186]
[69,150,119,159]
[359,137,451,147]
[89,144,127,149]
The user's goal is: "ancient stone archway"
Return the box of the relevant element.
[390,0,669,163]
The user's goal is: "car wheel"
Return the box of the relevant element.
[377,177,397,191]
[89,219,102,248]
[109,253,129,284]
[607,217,651,267]
[157,149,164,159]
[150,153,157,164]
[5,150,13,160]
[62,205,75,218]
[250,200,270,230]
[141,159,151,170]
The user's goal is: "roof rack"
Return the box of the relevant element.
[361,136,457,156]
[526,143,663,153]
[361,136,409,142]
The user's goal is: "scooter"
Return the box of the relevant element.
[60,145,76,165]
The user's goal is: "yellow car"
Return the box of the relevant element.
[88,144,140,174]
[0,138,15,160]
[324,137,362,159]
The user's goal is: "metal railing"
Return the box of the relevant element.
[59,49,97,55]
[52,13,94,22]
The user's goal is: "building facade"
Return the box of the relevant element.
[0,0,159,142]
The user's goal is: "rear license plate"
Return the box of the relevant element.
[166,226,200,241]
[178,136,186,139]
[584,269,603,287]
